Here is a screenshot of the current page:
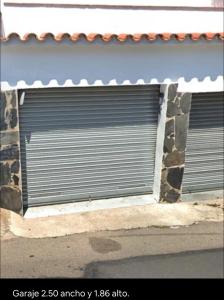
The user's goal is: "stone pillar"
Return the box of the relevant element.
[159,84,192,203]
[0,90,23,214]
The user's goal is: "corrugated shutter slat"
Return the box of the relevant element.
[20,85,160,206]
[183,92,224,193]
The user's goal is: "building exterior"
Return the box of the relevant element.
[1,0,223,216]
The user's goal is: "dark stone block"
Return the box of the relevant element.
[160,189,166,200]
[12,174,19,186]
[163,137,174,153]
[160,182,171,199]
[164,150,185,167]
[180,93,192,114]
[11,92,17,108]
[0,162,11,185]
[0,92,7,111]
[174,96,180,108]
[0,185,22,213]
[166,102,181,117]
[0,93,7,131]
[10,108,18,129]
[1,91,18,130]
[175,114,189,151]
[167,167,184,189]
[167,84,178,102]
[4,108,18,130]
[0,131,19,146]
[11,160,20,173]
[176,92,182,98]
[165,119,174,137]
[0,120,7,131]
[161,168,168,183]
[0,144,19,161]
[165,189,180,203]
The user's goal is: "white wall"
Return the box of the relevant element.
[1,40,223,92]
[2,1,217,7]
[1,3,223,92]
[1,6,223,36]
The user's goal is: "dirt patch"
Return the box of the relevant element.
[89,237,122,254]
[202,199,224,210]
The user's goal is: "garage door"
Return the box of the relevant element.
[183,92,224,193]
[19,86,160,207]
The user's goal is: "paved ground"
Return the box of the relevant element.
[1,221,223,278]
[84,248,224,278]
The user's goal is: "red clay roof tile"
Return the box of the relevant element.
[0,32,223,42]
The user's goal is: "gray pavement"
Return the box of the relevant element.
[1,221,223,278]
[84,248,224,278]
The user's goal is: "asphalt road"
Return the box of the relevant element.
[1,222,223,278]
[84,248,224,278]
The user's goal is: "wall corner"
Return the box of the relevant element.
[157,84,192,203]
[0,90,23,215]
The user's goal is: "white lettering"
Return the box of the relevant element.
[12,290,39,299]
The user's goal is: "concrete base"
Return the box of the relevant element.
[0,208,11,238]
[2,198,223,239]
[24,194,157,219]
[181,190,223,202]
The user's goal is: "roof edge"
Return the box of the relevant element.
[1,32,224,42]
[3,0,224,9]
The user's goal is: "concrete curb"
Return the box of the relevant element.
[0,208,15,240]
[1,199,223,239]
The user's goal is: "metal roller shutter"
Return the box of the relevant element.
[183,92,224,193]
[19,85,160,207]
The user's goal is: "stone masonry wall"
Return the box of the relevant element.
[0,90,23,214]
[160,84,192,203]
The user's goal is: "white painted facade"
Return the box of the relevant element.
[2,0,218,7]
[1,2,223,92]
[1,40,223,92]
[2,5,223,35]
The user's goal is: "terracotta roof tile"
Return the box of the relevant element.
[176,33,186,41]
[1,32,223,42]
